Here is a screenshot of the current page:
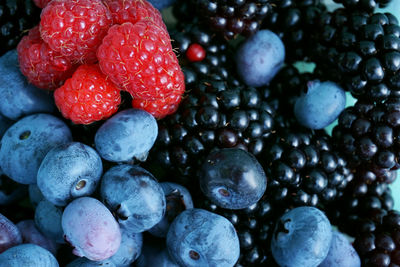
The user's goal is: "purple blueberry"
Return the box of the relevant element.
[0,213,22,253]
[149,182,194,238]
[37,142,103,206]
[66,258,116,267]
[16,220,58,255]
[95,109,158,163]
[100,164,166,233]
[199,148,267,209]
[271,206,332,267]
[109,229,143,266]
[166,209,240,267]
[0,50,55,120]
[0,244,59,267]
[319,231,361,267]
[137,242,179,267]
[294,81,346,129]
[236,30,285,87]
[0,113,72,184]
[34,200,64,243]
[29,184,45,207]
[62,197,121,261]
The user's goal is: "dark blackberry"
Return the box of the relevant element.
[0,0,41,56]
[332,98,400,182]
[354,210,400,266]
[258,129,354,209]
[311,9,400,101]
[333,0,392,13]
[262,0,325,62]
[195,0,272,39]
[147,78,276,187]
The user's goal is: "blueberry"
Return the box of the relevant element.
[100,164,166,233]
[95,109,158,162]
[62,197,121,261]
[319,231,361,267]
[0,244,59,267]
[16,220,58,255]
[236,30,285,87]
[66,258,116,267]
[166,209,240,267]
[271,206,332,267]
[0,213,22,253]
[137,242,179,267]
[34,200,64,243]
[294,81,346,129]
[29,184,45,207]
[0,174,27,205]
[0,50,55,120]
[0,113,13,138]
[37,142,103,206]
[199,148,267,209]
[109,229,143,266]
[148,0,177,9]
[149,182,194,238]
[0,113,72,184]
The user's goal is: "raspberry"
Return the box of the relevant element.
[33,0,51,8]
[103,0,166,29]
[54,64,121,125]
[40,0,112,63]
[17,26,76,90]
[132,93,182,119]
[97,20,185,100]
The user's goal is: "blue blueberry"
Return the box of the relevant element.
[0,213,22,253]
[100,164,166,233]
[149,182,194,238]
[34,200,64,243]
[29,184,45,207]
[95,109,158,162]
[294,80,346,129]
[62,197,121,261]
[66,258,116,267]
[199,148,267,209]
[166,208,240,267]
[319,231,361,267]
[148,0,177,9]
[110,229,143,266]
[137,242,179,267]
[271,206,332,267]
[37,142,103,206]
[0,175,27,205]
[0,50,55,120]
[16,220,58,255]
[0,113,72,184]
[0,244,59,267]
[236,30,285,87]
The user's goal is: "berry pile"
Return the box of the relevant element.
[1,0,400,266]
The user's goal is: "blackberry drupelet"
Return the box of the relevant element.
[262,0,325,62]
[147,78,276,187]
[195,0,271,39]
[332,98,400,182]
[333,0,392,13]
[354,209,400,266]
[0,0,41,56]
[311,9,400,101]
[258,129,354,209]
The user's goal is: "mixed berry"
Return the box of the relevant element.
[2,0,400,266]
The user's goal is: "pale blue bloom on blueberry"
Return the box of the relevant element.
[0,244,59,267]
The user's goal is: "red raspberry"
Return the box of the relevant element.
[97,20,185,100]
[54,64,121,125]
[40,0,112,63]
[132,93,182,119]
[17,26,76,90]
[33,0,51,8]
[103,0,166,29]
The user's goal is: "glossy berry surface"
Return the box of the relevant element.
[62,197,121,261]
[166,208,240,267]
[0,244,59,267]
[186,43,206,62]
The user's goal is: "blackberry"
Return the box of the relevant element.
[0,0,41,56]
[333,0,392,13]
[258,129,354,209]
[195,0,271,39]
[147,78,276,187]
[311,9,400,101]
[262,0,325,62]
[332,98,400,182]
[354,210,400,266]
